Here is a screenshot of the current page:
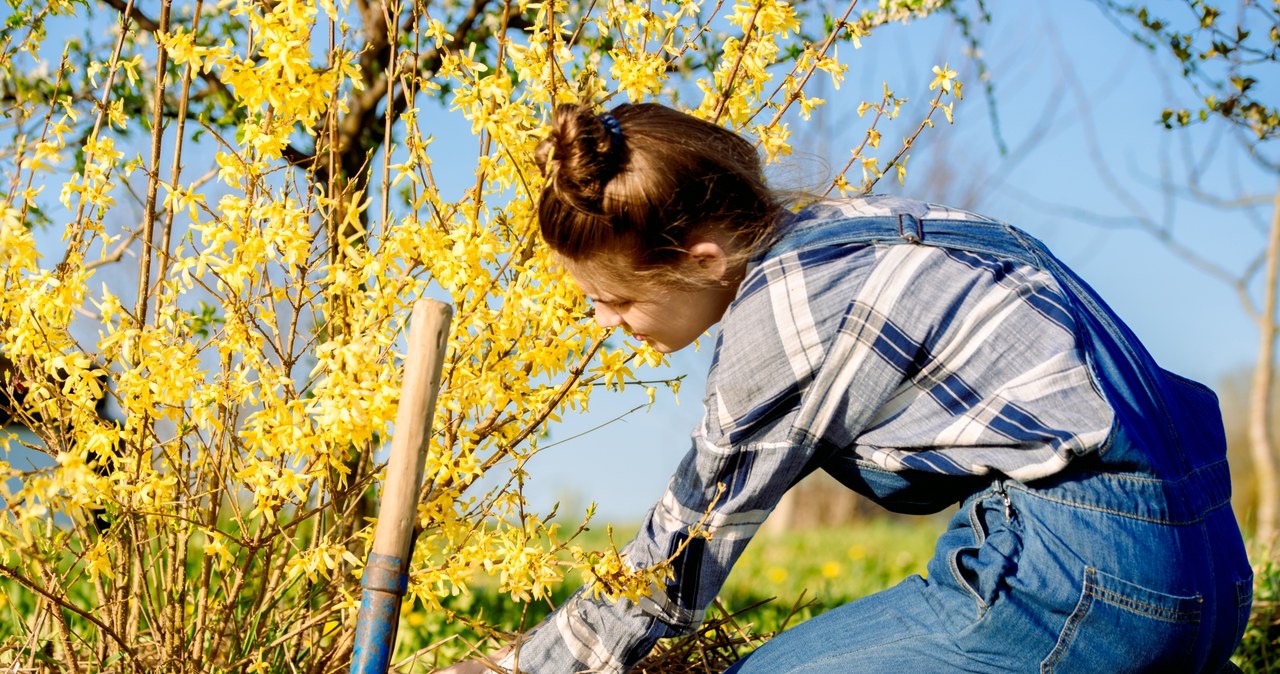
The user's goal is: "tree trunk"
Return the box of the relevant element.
[1247,187,1280,552]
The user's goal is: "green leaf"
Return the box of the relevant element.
[1230,76,1255,93]
[1199,6,1218,28]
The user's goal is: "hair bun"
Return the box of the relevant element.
[535,104,625,212]
[536,102,778,267]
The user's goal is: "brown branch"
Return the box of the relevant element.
[99,0,237,107]
[99,0,159,31]
[481,341,624,471]
[1247,189,1280,552]
[386,0,498,136]
[712,0,764,124]
[219,601,343,673]
[869,88,946,193]
[753,0,862,128]
[134,0,173,330]
[823,90,890,197]
[58,0,137,279]
[433,335,615,499]
[1031,24,1260,301]
[0,563,138,661]
[659,0,726,70]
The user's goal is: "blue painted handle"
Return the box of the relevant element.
[351,553,409,674]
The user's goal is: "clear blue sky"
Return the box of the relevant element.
[520,1,1274,521]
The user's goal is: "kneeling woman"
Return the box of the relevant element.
[448,102,1252,673]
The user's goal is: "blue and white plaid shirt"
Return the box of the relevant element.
[502,197,1115,673]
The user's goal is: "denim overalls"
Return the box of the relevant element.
[726,198,1253,673]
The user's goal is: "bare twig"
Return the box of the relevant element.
[712,0,764,124]
[0,564,138,662]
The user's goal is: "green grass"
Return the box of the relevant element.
[721,518,942,608]
[395,517,1279,673]
[1237,558,1279,674]
[392,517,946,671]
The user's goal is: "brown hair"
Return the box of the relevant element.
[534,103,782,285]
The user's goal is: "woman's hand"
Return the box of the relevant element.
[435,646,512,674]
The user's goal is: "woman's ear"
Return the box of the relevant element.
[686,240,729,285]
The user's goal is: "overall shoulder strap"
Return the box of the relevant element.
[765,196,1036,267]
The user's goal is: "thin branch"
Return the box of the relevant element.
[439,335,615,497]
[1003,183,1247,293]
[535,403,649,452]
[754,0,861,128]
[99,0,237,107]
[0,563,138,662]
[712,0,763,124]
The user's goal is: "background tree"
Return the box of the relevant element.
[1084,0,1279,550]
[0,0,967,671]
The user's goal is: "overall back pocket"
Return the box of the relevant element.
[1041,567,1202,674]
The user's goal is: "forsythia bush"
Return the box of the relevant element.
[0,0,961,670]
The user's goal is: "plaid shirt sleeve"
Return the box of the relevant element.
[502,204,1114,673]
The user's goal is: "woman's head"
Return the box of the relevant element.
[534,103,780,287]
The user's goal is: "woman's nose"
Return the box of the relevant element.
[594,303,623,329]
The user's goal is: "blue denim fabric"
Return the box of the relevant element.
[725,199,1252,672]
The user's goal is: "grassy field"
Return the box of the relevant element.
[395,515,1278,673]
[392,517,943,671]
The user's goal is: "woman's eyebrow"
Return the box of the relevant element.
[588,289,635,304]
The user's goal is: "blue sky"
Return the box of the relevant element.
[522,2,1275,521]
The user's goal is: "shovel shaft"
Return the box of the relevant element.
[350,300,452,674]
[351,553,409,673]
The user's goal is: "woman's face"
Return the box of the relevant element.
[564,250,739,353]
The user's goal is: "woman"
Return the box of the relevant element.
[444,102,1252,673]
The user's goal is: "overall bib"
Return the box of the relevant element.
[726,198,1253,673]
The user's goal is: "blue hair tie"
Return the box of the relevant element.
[599,113,623,149]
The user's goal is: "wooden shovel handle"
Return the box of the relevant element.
[369,298,453,562]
